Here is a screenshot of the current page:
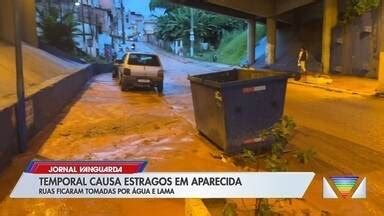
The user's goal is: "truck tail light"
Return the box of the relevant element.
[158,70,164,78]
[123,68,131,76]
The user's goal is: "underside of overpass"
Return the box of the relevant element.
[171,0,338,74]
[1,0,326,72]
[2,0,384,86]
[171,0,318,19]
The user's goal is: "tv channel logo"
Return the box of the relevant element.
[323,176,366,199]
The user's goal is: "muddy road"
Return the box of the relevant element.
[1,42,384,215]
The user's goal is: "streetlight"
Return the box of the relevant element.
[121,0,126,44]
[190,8,194,57]
[13,0,27,152]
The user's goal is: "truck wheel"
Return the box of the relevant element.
[157,83,163,93]
[120,79,128,91]
[120,83,126,91]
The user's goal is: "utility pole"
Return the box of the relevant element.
[121,0,126,44]
[47,0,51,9]
[95,13,99,42]
[80,0,86,50]
[91,0,97,41]
[190,8,194,57]
[59,0,63,21]
[13,0,27,152]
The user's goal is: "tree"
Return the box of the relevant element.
[37,7,80,52]
[154,6,245,47]
[343,0,380,23]
[155,8,190,41]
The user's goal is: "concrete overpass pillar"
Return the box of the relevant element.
[0,0,37,46]
[377,0,384,93]
[266,17,276,65]
[321,0,338,74]
[21,0,38,46]
[247,19,256,66]
[378,52,384,93]
[0,0,15,43]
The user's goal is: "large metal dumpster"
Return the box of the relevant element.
[188,69,288,153]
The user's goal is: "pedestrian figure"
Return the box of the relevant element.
[178,47,184,57]
[297,47,309,81]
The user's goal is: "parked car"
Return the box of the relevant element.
[118,52,164,92]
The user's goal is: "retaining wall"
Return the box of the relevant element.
[0,64,109,171]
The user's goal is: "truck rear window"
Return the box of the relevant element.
[128,54,161,66]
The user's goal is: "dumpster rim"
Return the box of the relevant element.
[188,69,289,89]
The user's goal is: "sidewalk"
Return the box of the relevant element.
[145,42,380,97]
[289,73,379,97]
[144,43,231,70]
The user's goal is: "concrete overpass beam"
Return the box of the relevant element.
[275,0,316,15]
[266,17,276,65]
[321,0,338,74]
[206,0,274,17]
[247,19,256,66]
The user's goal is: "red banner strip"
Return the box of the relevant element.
[26,161,147,174]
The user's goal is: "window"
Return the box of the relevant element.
[128,54,160,66]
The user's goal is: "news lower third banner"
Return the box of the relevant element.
[11,161,315,198]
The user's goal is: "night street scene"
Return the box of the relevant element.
[1,0,384,215]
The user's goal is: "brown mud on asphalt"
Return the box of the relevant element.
[35,74,235,172]
[2,42,384,215]
[0,73,237,216]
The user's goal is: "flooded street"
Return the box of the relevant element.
[37,73,234,171]
[1,42,384,215]
[0,43,235,216]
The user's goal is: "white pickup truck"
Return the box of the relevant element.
[118,52,164,93]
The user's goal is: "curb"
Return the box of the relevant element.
[185,199,211,216]
[145,43,230,69]
[144,43,192,64]
[288,80,375,97]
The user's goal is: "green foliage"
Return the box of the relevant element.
[265,154,288,172]
[37,7,80,52]
[256,199,275,216]
[234,117,315,215]
[154,7,245,47]
[155,8,190,41]
[215,24,265,65]
[263,116,296,171]
[216,31,247,65]
[294,148,316,164]
[236,117,297,172]
[152,2,268,65]
[255,117,295,215]
[241,149,258,163]
[343,0,380,23]
[223,202,238,216]
[237,116,296,172]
